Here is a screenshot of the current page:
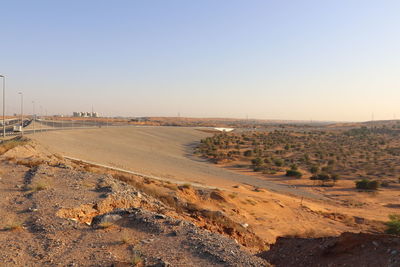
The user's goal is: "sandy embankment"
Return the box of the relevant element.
[30,126,320,199]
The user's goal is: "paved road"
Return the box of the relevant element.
[31,126,323,200]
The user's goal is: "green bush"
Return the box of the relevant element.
[251,157,263,167]
[330,174,340,182]
[274,159,284,167]
[309,166,319,174]
[321,166,333,173]
[355,179,380,190]
[310,173,330,181]
[243,150,253,157]
[386,214,400,235]
[285,169,303,178]
[253,166,265,172]
[310,173,339,186]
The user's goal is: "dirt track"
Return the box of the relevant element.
[31,126,321,199]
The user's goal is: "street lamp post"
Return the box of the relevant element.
[18,92,23,136]
[39,105,43,132]
[0,75,5,138]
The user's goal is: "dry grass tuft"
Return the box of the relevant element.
[130,252,143,266]
[3,221,24,231]
[27,180,50,192]
[120,234,133,245]
[245,199,258,206]
[228,193,238,199]
[179,183,192,190]
[162,182,178,191]
[16,159,45,168]
[98,222,114,229]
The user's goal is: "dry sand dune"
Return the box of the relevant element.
[31,126,321,199]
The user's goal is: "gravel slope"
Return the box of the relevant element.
[0,160,270,266]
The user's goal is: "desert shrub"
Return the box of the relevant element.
[274,158,284,167]
[243,150,253,157]
[310,166,319,174]
[251,157,263,167]
[285,169,302,178]
[310,173,339,186]
[386,214,400,235]
[251,166,261,172]
[355,179,380,190]
[321,166,333,173]
[330,174,340,183]
[310,173,330,181]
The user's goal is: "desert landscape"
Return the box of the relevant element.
[2,1,400,266]
[0,123,396,265]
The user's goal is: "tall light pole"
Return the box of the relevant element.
[39,105,43,132]
[18,92,23,136]
[0,75,5,138]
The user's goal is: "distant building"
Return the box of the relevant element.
[73,111,100,118]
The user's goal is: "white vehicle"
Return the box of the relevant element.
[13,125,22,132]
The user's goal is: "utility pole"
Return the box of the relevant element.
[0,75,5,138]
[18,92,23,136]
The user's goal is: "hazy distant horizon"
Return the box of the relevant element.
[1,1,400,122]
[42,114,371,124]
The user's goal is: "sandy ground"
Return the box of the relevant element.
[30,126,321,199]
[2,136,388,247]
[29,126,399,244]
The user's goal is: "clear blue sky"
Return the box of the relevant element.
[1,1,399,121]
